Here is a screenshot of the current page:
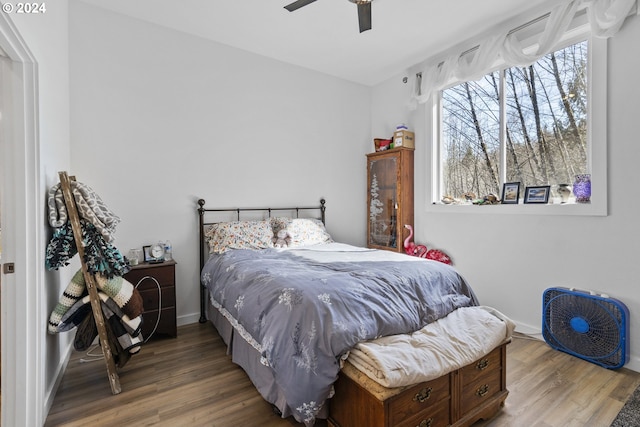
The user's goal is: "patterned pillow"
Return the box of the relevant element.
[205,220,274,254]
[270,217,333,247]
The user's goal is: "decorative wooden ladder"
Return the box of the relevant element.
[58,171,121,394]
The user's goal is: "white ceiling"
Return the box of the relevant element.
[77,0,551,86]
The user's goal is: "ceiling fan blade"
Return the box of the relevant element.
[284,0,317,12]
[357,2,372,33]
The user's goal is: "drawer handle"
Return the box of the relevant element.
[416,419,433,427]
[413,387,433,403]
[476,358,489,370]
[476,384,490,397]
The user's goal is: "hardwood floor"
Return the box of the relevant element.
[45,323,640,427]
[475,333,640,427]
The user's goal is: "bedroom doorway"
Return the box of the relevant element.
[0,49,6,420]
[0,49,8,424]
[0,15,42,426]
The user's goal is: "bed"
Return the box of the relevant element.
[197,199,513,426]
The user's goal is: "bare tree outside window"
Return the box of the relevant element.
[441,40,588,201]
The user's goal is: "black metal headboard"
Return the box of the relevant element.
[197,198,326,322]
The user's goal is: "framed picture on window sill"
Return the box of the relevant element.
[524,186,551,204]
[501,182,520,204]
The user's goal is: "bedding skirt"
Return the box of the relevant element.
[207,303,330,419]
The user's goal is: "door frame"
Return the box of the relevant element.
[0,12,43,427]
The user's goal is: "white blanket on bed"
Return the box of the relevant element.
[346,305,515,388]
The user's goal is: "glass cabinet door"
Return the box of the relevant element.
[368,156,398,249]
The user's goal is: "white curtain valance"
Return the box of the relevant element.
[409,0,636,109]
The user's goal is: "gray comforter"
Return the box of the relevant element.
[201,247,478,425]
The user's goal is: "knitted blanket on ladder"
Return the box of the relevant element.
[48,269,145,353]
[47,180,120,243]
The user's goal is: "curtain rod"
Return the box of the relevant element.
[403,8,567,83]
[459,12,552,60]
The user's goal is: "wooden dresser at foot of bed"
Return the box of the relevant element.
[328,342,508,427]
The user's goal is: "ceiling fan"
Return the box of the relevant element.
[284,0,373,33]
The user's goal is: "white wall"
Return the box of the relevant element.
[372,14,640,372]
[6,1,74,424]
[68,2,371,327]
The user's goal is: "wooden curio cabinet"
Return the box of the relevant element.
[366,147,414,252]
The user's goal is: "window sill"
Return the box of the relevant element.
[425,200,607,216]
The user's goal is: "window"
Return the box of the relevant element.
[416,0,637,215]
[439,40,589,204]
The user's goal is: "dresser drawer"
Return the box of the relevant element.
[459,361,502,414]
[396,399,450,427]
[460,346,502,387]
[141,307,177,338]
[388,374,450,426]
[137,286,175,311]
[126,265,175,288]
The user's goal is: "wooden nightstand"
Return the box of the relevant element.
[124,259,177,339]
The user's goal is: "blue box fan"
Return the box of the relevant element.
[542,287,629,369]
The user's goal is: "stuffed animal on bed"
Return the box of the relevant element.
[272,229,292,248]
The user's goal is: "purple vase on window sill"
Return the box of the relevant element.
[573,174,591,203]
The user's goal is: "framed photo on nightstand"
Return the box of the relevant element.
[142,245,152,262]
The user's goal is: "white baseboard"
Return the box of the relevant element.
[178,312,203,327]
[43,340,73,422]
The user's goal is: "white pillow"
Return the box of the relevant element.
[270,217,333,247]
